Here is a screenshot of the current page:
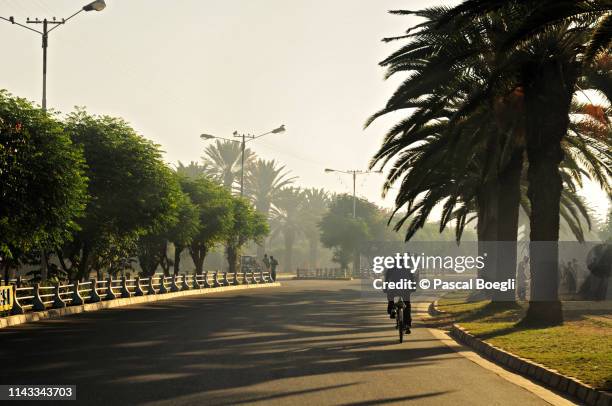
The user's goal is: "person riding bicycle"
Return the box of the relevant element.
[383,265,416,334]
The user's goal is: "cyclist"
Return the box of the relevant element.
[383,265,416,334]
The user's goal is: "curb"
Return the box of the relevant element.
[450,324,612,406]
[0,282,281,330]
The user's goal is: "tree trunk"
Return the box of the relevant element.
[522,59,576,325]
[283,232,295,274]
[173,246,182,275]
[308,238,319,268]
[226,244,238,274]
[477,181,499,282]
[493,150,524,302]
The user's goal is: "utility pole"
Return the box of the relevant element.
[325,169,382,218]
[200,125,286,196]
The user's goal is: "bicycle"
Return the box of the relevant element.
[393,296,408,343]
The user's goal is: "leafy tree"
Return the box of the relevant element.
[59,110,180,281]
[136,189,200,276]
[319,195,390,271]
[202,140,255,190]
[180,177,234,273]
[226,198,269,273]
[0,90,87,282]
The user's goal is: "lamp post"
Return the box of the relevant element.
[324,168,382,218]
[1,0,106,281]
[200,125,286,196]
[1,0,106,111]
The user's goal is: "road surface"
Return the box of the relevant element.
[1,280,553,405]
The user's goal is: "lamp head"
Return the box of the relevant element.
[271,124,286,134]
[324,168,334,173]
[200,134,215,140]
[83,0,106,12]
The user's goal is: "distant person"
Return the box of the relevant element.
[516,256,529,300]
[270,256,279,281]
[263,254,271,272]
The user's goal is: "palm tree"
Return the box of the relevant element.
[439,0,612,62]
[175,161,207,180]
[244,159,297,257]
[201,140,255,190]
[302,188,330,267]
[369,5,611,320]
[271,188,305,273]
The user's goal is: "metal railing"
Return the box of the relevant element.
[7,270,275,316]
[296,268,348,280]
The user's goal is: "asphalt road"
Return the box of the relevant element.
[1,280,551,406]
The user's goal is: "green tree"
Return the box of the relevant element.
[136,189,200,276]
[0,91,87,282]
[59,110,180,281]
[319,195,389,272]
[180,177,234,273]
[226,198,269,273]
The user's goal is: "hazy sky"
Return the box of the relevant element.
[1,0,609,221]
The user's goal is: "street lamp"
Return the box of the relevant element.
[325,168,382,218]
[200,125,286,196]
[1,1,105,281]
[1,0,106,110]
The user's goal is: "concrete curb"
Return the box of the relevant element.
[450,324,612,406]
[0,282,281,330]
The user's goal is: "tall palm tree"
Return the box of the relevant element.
[369,5,611,320]
[271,187,305,273]
[201,140,255,190]
[244,159,297,257]
[302,188,330,267]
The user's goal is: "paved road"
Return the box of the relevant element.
[1,280,551,405]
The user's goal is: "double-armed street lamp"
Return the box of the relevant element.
[0,0,107,111]
[324,168,382,218]
[200,125,286,196]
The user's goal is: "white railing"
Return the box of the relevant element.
[6,270,275,315]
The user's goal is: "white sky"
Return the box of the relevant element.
[0,0,609,222]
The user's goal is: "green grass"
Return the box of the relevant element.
[432,292,612,391]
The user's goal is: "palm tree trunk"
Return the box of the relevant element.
[284,232,295,274]
[522,59,577,325]
[493,150,524,302]
[309,238,319,268]
[477,182,499,282]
